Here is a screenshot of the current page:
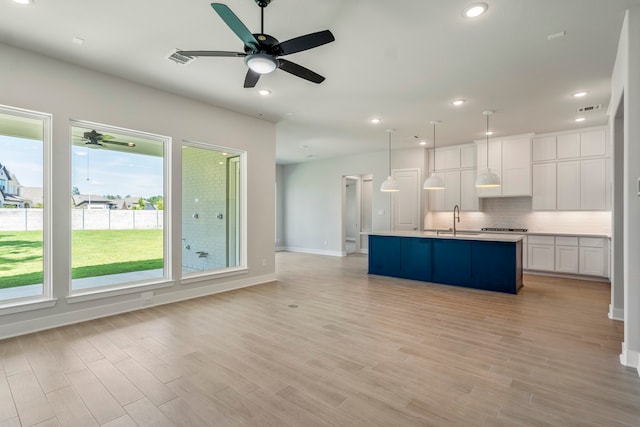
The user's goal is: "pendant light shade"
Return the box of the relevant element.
[423,120,445,190]
[380,129,399,192]
[475,110,501,188]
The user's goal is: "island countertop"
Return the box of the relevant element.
[369,230,524,243]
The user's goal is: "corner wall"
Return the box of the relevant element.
[610,7,640,374]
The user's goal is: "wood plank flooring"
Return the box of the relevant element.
[1,251,639,426]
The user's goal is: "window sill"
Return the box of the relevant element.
[180,266,249,285]
[0,298,58,316]
[66,280,175,304]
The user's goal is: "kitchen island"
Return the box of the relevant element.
[368,231,524,294]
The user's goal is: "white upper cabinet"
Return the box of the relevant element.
[557,161,581,210]
[434,147,461,170]
[532,162,556,210]
[476,135,531,198]
[460,145,476,169]
[580,129,607,157]
[532,135,557,162]
[557,133,580,159]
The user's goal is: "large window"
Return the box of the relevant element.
[70,122,167,292]
[0,106,50,304]
[182,142,245,277]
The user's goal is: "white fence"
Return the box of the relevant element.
[0,209,163,231]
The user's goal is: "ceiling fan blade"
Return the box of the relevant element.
[277,30,335,56]
[211,3,259,50]
[178,50,246,58]
[244,69,260,88]
[104,140,136,147]
[278,59,325,84]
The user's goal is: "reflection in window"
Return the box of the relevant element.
[182,143,243,275]
[70,123,166,292]
[0,107,48,303]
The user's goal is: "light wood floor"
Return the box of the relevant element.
[1,252,639,426]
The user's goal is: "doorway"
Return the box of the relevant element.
[342,174,372,255]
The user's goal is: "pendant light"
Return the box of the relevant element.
[475,110,501,188]
[380,129,399,192]
[423,120,445,190]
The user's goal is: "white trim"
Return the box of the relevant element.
[0,298,57,316]
[282,246,343,257]
[620,342,640,372]
[180,267,248,285]
[609,304,624,321]
[0,274,274,340]
[275,246,287,252]
[66,280,174,304]
[523,270,610,282]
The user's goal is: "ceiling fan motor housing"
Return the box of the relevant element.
[255,0,271,8]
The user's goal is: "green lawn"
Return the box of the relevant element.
[0,230,163,289]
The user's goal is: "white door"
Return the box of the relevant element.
[392,168,420,231]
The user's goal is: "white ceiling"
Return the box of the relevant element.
[1,0,637,164]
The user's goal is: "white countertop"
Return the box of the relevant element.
[422,229,611,239]
[369,231,524,243]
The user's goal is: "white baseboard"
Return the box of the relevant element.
[524,269,610,283]
[609,304,624,321]
[0,273,276,340]
[275,246,286,252]
[282,246,343,257]
[620,342,640,375]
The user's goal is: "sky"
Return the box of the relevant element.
[1,135,164,198]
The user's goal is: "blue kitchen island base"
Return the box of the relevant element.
[368,233,523,294]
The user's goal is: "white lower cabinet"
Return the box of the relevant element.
[526,235,608,278]
[555,237,579,273]
[527,236,555,271]
[579,238,606,277]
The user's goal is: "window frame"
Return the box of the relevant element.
[67,119,172,300]
[0,104,55,313]
[180,140,248,282]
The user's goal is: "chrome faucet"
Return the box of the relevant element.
[453,204,460,235]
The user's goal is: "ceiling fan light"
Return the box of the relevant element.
[245,53,278,74]
[423,173,445,190]
[380,176,400,192]
[475,168,501,187]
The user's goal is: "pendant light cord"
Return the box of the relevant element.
[433,122,436,173]
[485,112,490,169]
[388,132,391,175]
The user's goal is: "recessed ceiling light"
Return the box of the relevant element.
[575,117,586,122]
[485,131,494,136]
[452,99,466,106]
[463,3,488,18]
[72,37,85,46]
[13,0,33,5]
[370,118,381,124]
[573,91,588,98]
[419,141,427,146]
[259,89,271,96]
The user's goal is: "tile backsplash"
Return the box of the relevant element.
[425,197,611,234]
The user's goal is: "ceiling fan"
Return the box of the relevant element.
[178,1,335,88]
[77,130,136,149]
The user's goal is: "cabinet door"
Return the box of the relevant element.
[532,136,556,162]
[368,236,401,276]
[580,129,606,157]
[557,161,581,210]
[476,140,502,197]
[557,133,580,159]
[400,238,432,281]
[528,244,555,271]
[580,158,606,210]
[435,147,461,170]
[579,247,605,276]
[532,163,556,210]
[502,137,532,196]
[460,145,476,169]
[555,245,579,273]
[428,171,460,211]
[460,169,479,211]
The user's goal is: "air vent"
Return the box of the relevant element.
[577,104,602,113]
[167,49,196,65]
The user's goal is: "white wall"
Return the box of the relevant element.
[0,42,276,338]
[610,7,640,374]
[281,147,425,255]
